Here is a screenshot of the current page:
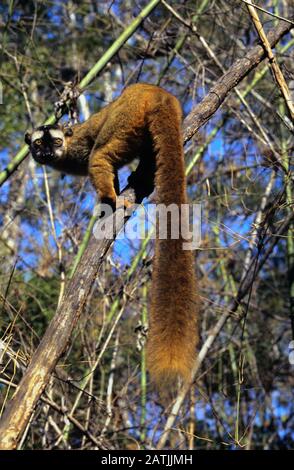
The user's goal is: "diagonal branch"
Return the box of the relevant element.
[183,15,294,140]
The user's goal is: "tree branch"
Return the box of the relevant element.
[183,16,293,141]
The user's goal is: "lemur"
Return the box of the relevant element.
[25,83,198,386]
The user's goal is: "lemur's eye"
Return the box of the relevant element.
[34,139,42,146]
[54,138,63,146]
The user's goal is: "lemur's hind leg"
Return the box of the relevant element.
[128,149,156,203]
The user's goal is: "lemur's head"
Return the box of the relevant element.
[25,125,73,164]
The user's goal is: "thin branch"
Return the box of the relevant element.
[246,0,294,121]
[240,0,294,25]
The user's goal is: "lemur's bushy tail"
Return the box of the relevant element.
[146,92,198,386]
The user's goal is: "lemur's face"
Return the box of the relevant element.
[25,125,66,164]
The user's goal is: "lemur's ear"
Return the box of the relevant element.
[25,131,32,145]
[64,127,73,137]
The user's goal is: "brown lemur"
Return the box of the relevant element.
[25,83,198,386]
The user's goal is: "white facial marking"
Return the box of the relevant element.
[32,130,44,141]
[49,129,64,139]
[55,148,64,157]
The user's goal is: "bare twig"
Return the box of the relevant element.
[240,0,294,25]
[246,0,294,121]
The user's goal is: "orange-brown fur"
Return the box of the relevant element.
[28,83,198,385]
